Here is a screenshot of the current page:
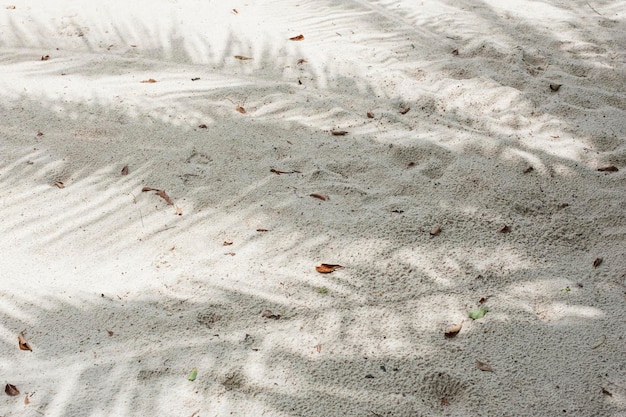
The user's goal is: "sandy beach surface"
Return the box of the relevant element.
[1,1,625,416]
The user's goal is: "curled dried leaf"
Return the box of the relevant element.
[141,186,157,192]
[198,124,207,129]
[476,360,494,372]
[141,78,157,83]
[444,321,463,338]
[54,181,65,189]
[289,34,305,41]
[366,111,374,118]
[234,55,253,60]
[310,193,328,201]
[593,257,603,268]
[41,55,50,61]
[399,107,410,114]
[297,58,307,64]
[18,332,32,351]
[121,165,129,176]
[235,105,247,114]
[430,225,441,236]
[316,264,344,273]
[451,49,459,56]
[5,384,19,396]
[499,225,510,233]
[331,130,348,136]
[107,330,114,337]
[549,83,561,91]
[597,166,618,172]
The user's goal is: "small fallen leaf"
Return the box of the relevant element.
[478,296,489,305]
[601,387,613,396]
[499,225,510,233]
[331,130,348,136]
[468,307,489,319]
[107,330,114,337]
[141,78,157,83]
[310,193,328,201]
[121,165,129,176]
[187,368,198,381]
[261,309,281,319]
[289,34,305,41]
[399,107,410,114]
[444,321,463,338]
[5,384,19,396]
[430,225,441,236]
[54,181,65,189]
[141,186,157,192]
[223,241,233,246]
[297,58,307,64]
[476,360,494,372]
[366,111,374,118]
[316,264,343,273]
[235,105,247,114]
[18,332,32,351]
[451,49,459,56]
[549,83,561,91]
[593,257,603,268]
[315,343,322,353]
[41,55,50,61]
[198,124,207,129]
[37,131,44,136]
[256,228,269,232]
[234,55,253,60]
[597,166,618,172]
[155,190,174,205]
[191,77,200,81]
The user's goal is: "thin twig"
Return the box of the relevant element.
[586,2,602,15]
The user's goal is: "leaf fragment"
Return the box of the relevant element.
[601,387,612,396]
[223,241,233,246]
[476,360,494,372]
[316,264,343,273]
[597,166,618,172]
[468,307,489,320]
[187,368,198,381]
[297,58,307,64]
[289,34,305,41]
[549,83,561,91]
[235,105,247,114]
[5,384,19,396]
[18,332,32,351]
[451,49,459,56]
[499,225,510,233]
[430,225,441,236]
[54,181,65,189]
[444,321,463,338]
[107,330,114,337]
[234,55,253,60]
[367,111,374,118]
[41,55,50,61]
[121,165,129,176]
[399,107,410,114]
[261,309,281,319]
[331,130,348,136]
[310,193,328,201]
[198,124,207,129]
[140,78,157,83]
[593,257,603,268]
[155,190,174,205]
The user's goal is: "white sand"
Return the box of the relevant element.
[1,1,625,415]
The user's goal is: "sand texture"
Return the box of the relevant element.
[1,1,625,416]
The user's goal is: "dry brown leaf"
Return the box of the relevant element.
[289,34,305,41]
[54,181,65,189]
[141,186,157,192]
[478,296,489,305]
[315,343,322,353]
[223,241,233,246]
[331,130,348,136]
[141,78,157,83]
[549,83,562,91]
[107,330,114,337]
[234,55,253,60]
[37,131,44,136]
[121,165,129,176]
[18,332,32,351]
[430,225,441,236]
[297,58,307,64]
[444,321,463,338]
[235,105,247,114]
[5,384,19,396]
[155,190,174,205]
[476,360,494,372]
[261,309,281,319]
[597,166,618,172]
[499,225,510,233]
[198,124,207,129]
[316,264,344,273]
[41,55,50,61]
[593,257,603,268]
[601,387,613,396]
[367,111,374,118]
[451,49,459,56]
[310,193,328,201]
[399,107,410,114]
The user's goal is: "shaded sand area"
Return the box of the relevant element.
[1,1,625,416]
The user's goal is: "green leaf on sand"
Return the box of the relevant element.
[188,368,198,381]
[468,307,489,319]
